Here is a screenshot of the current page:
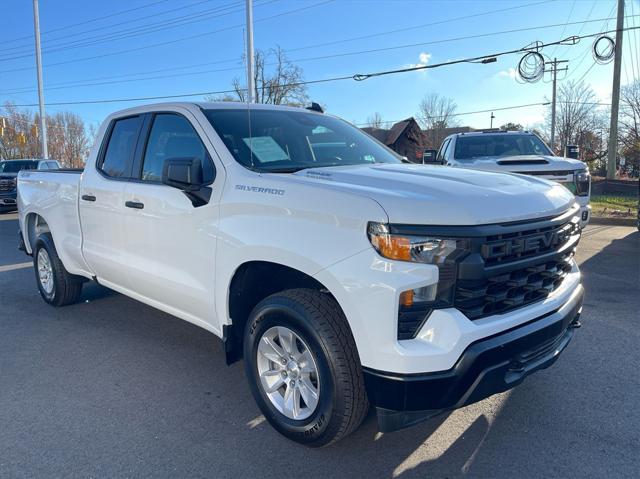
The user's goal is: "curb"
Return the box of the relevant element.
[589,216,637,227]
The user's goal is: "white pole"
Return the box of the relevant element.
[246,0,255,103]
[32,0,48,159]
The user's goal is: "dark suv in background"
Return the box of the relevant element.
[0,159,60,212]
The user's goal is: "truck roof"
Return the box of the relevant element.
[451,130,534,137]
[106,101,320,120]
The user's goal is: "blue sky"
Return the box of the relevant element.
[1,0,639,132]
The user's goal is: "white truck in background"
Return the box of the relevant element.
[18,102,584,446]
[432,130,591,228]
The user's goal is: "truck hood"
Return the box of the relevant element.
[292,163,576,225]
[454,155,586,174]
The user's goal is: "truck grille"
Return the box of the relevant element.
[391,207,581,339]
[455,252,574,319]
[0,178,16,192]
[453,210,581,320]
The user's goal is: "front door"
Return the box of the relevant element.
[120,111,221,330]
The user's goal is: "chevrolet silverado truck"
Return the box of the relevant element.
[17,102,584,446]
[0,159,60,212]
[434,130,591,228]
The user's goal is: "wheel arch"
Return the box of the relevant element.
[224,260,347,365]
[24,212,51,254]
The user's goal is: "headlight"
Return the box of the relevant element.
[368,222,470,340]
[367,222,466,263]
[574,169,590,197]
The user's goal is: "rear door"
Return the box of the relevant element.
[79,115,144,288]
[120,111,222,327]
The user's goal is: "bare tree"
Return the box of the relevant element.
[500,122,523,131]
[546,80,607,156]
[47,112,91,168]
[620,80,640,177]
[206,46,308,106]
[366,112,384,129]
[417,93,458,148]
[1,102,90,167]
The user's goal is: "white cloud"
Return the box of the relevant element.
[496,68,517,80]
[407,52,432,69]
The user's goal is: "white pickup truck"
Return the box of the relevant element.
[18,102,584,446]
[434,130,591,228]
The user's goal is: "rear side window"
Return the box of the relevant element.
[99,116,142,178]
[141,113,214,183]
[47,161,59,169]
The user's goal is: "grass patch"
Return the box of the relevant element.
[591,194,638,218]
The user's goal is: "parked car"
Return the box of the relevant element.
[0,159,60,212]
[432,131,591,228]
[17,102,584,446]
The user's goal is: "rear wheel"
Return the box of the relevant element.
[33,233,83,306]
[244,289,368,447]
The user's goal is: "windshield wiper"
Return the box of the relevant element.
[262,166,312,174]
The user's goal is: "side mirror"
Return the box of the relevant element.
[162,157,203,189]
[162,157,212,207]
[422,149,439,164]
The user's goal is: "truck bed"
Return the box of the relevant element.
[17,169,89,276]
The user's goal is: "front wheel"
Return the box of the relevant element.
[33,233,83,306]
[244,289,368,447]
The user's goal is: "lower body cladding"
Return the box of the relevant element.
[365,286,583,432]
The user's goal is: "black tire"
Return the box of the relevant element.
[33,233,83,306]
[244,288,368,447]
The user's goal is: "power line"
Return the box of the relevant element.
[4,14,636,95]
[286,0,557,53]
[290,16,639,66]
[350,26,640,82]
[564,3,616,80]
[8,26,638,108]
[0,0,334,74]
[548,0,577,58]
[0,1,256,61]
[630,0,640,79]
[1,0,172,45]
[0,0,220,55]
[0,61,243,95]
[356,100,613,126]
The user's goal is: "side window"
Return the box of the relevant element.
[38,162,49,170]
[48,161,60,169]
[437,139,450,162]
[141,113,214,183]
[99,116,142,178]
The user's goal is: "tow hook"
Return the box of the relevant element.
[570,314,582,329]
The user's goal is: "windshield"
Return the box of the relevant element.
[454,134,553,160]
[0,160,38,173]
[203,109,401,172]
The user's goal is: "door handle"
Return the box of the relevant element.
[81,194,96,202]
[125,201,144,209]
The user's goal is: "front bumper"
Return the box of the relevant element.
[0,191,18,208]
[364,285,584,432]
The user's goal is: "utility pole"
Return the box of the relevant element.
[545,58,568,153]
[490,112,495,129]
[607,0,625,179]
[245,0,255,103]
[32,0,47,158]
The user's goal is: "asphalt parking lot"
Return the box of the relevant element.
[0,211,638,478]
